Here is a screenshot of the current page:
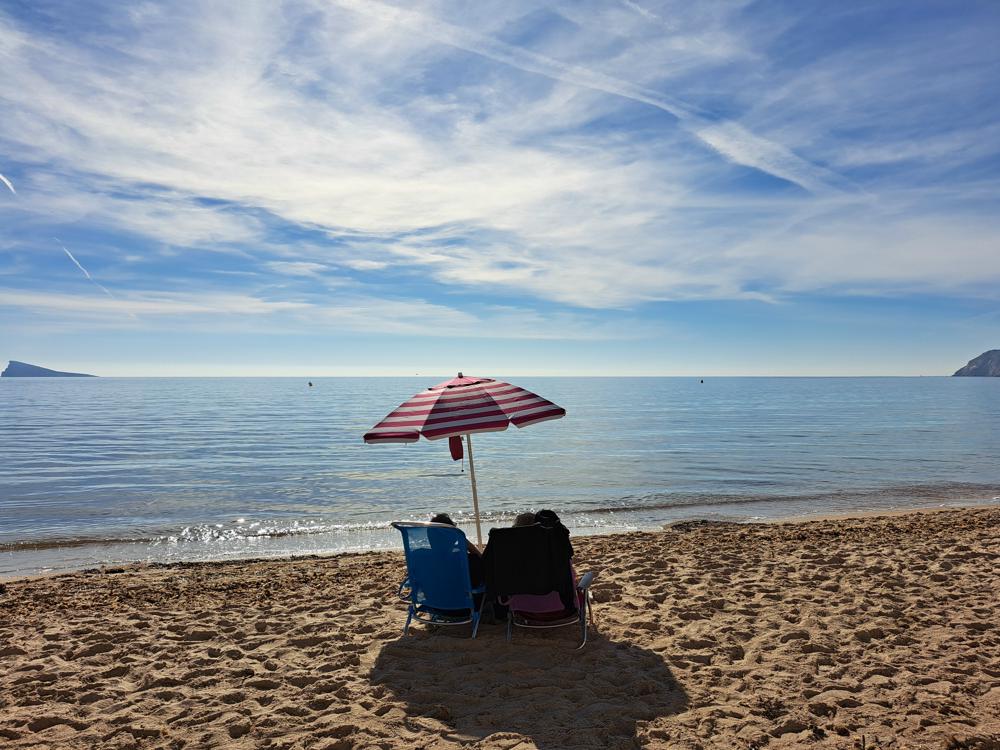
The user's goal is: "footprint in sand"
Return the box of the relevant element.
[677,637,716,650]
[853,627,885,643]
[74,641,115,659]
[246,678,283,691]
[27,716,89,733]
[779,629,810,643]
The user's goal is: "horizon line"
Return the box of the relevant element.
[1,373,968,379]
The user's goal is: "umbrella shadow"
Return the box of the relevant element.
[370,627,688,749]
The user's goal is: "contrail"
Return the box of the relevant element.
[55,238,140,320]
[61,244,115,298]
[331,0,848,194]
[0,173,15,195]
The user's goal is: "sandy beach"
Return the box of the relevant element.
[1,507,998,749]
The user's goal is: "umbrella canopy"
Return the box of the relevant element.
[364,373,566,544]
[364,373,565,444]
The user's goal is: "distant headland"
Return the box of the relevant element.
[1,361,97,378]
[953,350,1000,377]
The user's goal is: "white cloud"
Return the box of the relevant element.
[331,0,841,193]
[6,171,261,247]
[265,261,329,277]
[309,295,654,339]
[0,0,996,318]
[340,259,389,271]
[0,288,312,317]
[0,284,648,340]
[737,216,1000,295]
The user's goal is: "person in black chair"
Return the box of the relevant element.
[512,512,537,528]
[482,509,594,644]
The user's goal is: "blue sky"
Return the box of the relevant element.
[1,0,998,376]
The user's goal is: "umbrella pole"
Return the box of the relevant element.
[465,433,483,547]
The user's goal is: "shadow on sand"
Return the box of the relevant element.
[371,626,688,749]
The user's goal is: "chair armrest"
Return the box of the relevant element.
[576,571,595,591]
[397,577,411,601]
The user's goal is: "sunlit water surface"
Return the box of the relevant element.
[2,376,998,576]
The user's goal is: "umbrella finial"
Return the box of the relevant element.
[458,371,463,378]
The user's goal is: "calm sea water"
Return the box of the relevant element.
[2,377,998,577]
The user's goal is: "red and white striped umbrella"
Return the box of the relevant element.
[364,373,566,544]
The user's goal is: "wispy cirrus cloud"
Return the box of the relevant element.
[7,171,262,248]
[331,0,845,193]
[0,286,648,341]
[340,259,389,272]
[0,0,997,338]
[265,261,330,277]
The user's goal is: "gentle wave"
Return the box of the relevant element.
[3,481,997,554]
[599,482,1000,515]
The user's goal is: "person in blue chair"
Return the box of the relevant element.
[430,512,484,587]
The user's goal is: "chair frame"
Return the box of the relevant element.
[502,570,596,648]
[392,521,486,638]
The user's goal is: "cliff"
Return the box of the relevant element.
[1,361,97,377]
[953,350,1000,377]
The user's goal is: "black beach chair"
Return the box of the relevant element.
[483,523,596,648]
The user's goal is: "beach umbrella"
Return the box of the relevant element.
[363,373,566,546]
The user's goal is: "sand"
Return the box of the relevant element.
[1,507,998,750]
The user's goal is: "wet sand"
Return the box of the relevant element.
[1,507,998,749]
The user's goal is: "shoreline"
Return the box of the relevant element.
[1,506,997,748]
[3,498,999,584]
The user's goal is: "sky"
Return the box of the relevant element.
[1,0,998,376]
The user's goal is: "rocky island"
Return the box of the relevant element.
[1,361,96,377]
[953,349,1000,377]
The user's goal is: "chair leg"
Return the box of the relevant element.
[576,599,588,650]
[471,598,485,639]
[404,606,414,637]
[506,612,513,642]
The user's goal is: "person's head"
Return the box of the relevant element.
[430,512,455,526]
[534,509,562,529]
[512,512,537,528]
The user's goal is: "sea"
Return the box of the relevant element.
[2,376,998,578]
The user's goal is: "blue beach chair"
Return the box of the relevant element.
[392,521,486,638]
